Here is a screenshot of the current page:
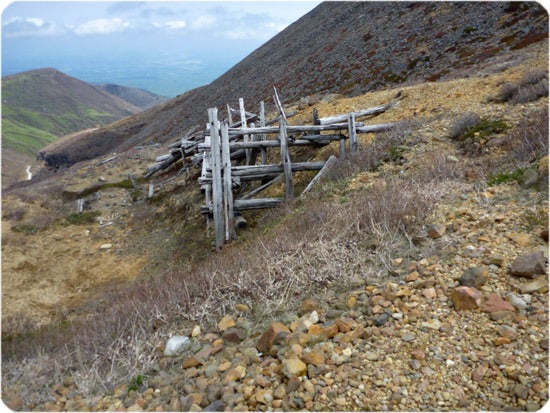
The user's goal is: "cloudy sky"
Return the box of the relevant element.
[2,1,321,96]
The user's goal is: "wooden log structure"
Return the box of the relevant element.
[141,88,403,248]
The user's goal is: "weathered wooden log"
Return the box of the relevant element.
[259,101,267,165]
[239,98,253,164]
[168,125,202,148]
[230,161,325,177]
[301,155,338,196]
[240,174,284,200]
[348,113,358,152]
[355,122,398,133]
[199,161,325,184]
[202,197,283,214]
[96,156,118,166]
[228,122,364,135]
[198,135,341,151]
[279,121,294,200]
[221,122,236,241]
[318,102,397,125]
[208,108,225,249]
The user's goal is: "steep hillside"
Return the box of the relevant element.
[1,2,548,411]
[37,1,547,169]
[93,83,169,110]
[2,39,547,410]
[1,68,144,186]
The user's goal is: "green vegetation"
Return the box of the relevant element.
[127,375,145,392]
[459,118,509,141]
[487,167,529,186]
[64,211,101,226]
[1,68,137,159]
[2,118,58,156]
[11,224,42,235]
[62,179,138,200]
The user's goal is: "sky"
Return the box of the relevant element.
[1,1,321,96]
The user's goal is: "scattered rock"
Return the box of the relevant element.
[302,349,325,366]
[506,293,527,310]
[481,292,515,313]
[508,233,531,246]
[100,243,112,250]
[518,277,548,294]
[298,299,323,316]
[458,267,488,288]
[191,325,201,338]
[373,312,389,326]
[490,253,505,267]
[510,252,546,278]
[281,357,307,378]
[449,286,482,310]
[164,336,190,356]
[256,322,290,354]
[223,327,245,343]
[426,223,446,239]
[421,319,441,330]
[218,315,236,332]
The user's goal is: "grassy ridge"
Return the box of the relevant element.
[1,68,140,157]
[2,118,58,156]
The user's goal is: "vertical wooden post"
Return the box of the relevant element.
[226,103,233,125]
[76,199,84,213]
[208,108,225,249]
[273,86,294,201]
[221,122,236,241]
[279,121,294,200]
[339,137,346,158]
[348,113,357,152]
[148,184,154,198]
[260,101,267,165]
[239,98,252,165]
[202,125,212,233]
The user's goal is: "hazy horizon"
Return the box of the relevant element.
[2,1,320,97]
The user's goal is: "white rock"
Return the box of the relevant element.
[507,293,527,310]
[100,243,112,249]
[421,319,441,330]
[164,335,190,356]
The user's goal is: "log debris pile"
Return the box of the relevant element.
[144,87,400,248]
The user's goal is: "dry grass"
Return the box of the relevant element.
[2,122,442,403]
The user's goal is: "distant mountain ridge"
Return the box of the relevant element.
[93,83,169,110]
[37,1,548,170]
[1,68,166,186]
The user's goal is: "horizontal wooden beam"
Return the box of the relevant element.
[318,102,398,125]
[201,197,283,213]
[198,135,343,151]
[227,122,362,136]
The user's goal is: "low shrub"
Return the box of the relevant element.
[510,108,549,162]
[449,112,481,140]
[493,69,548,104]
[64,210,101,226]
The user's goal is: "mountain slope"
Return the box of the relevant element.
[1,68,148,186]
[93,83,169,110]
[37,1,548,170]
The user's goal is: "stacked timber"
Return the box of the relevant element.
[142,87,401,248]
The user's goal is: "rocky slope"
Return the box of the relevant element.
[2,36,548,411]
[36,1,548,169]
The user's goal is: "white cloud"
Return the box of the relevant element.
[164,20,187,30]
[74,18,130,35]
[189,15,216,31]
[2,16,65,38]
